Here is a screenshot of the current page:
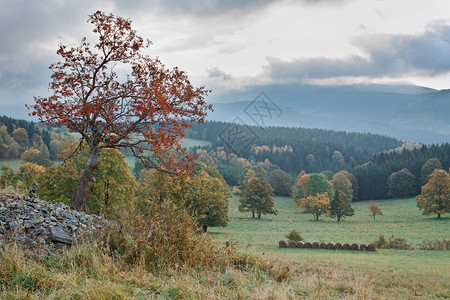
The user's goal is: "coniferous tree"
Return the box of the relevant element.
[329,172,354,221]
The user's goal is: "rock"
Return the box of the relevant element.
[0,191,109,252]
[28,181,39,202]
[49,226,74,245]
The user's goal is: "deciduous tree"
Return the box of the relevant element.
[39,142,136,216]
[28,11,211,211]
[387,168,417,198]
[138,162,230,231]
[239,176,277,219]
[420,158,442,186]
[416,169,450,219]
[368,201,383,220]
[296,193,330,221]
[269,169,291,196]
[292,173,334,210]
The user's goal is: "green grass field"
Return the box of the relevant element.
[181,137,211,149]
[209,195,450,298]
[210,195,449,248]
[0,159,21,172]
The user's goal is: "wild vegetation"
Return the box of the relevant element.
[1,10,449,300]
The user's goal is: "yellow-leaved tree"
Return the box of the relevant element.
[138,161,230,231]
[39,142,136,217]
[416,169,450,219]
[296,193,330,221]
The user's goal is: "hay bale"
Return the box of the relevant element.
[343,243,351,250]
[304,242,312,248]
[288,241,297,248]
[327,242,335,249]
[367,244,376,251]
[312,242,320,249]
[279,240,288,248]
[319,242,327,249]
[351,243,359,250]
[335,243,343,249]
[296,241,304,248]
[359,244,367,251]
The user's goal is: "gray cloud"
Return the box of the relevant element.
[207,67,233,81]
[266,25,450,81]
[113,0,277,16]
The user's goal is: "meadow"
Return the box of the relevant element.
[209,195,450,298]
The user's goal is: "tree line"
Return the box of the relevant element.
[352,144,450,200]
[186,121,402,174]
[0,115,75,162]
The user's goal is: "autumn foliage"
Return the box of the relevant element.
[28,11,211,211]
[368,201,383,220]
[416,169,450,219]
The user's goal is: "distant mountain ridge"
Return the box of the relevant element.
[207,83,450,144]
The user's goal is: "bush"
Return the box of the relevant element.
[105,199,230,272]
[373,235,414,250]
[285,230,303,242]
[232,186,241,195]
[419,239,450,250]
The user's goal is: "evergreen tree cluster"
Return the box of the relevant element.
[187,121,402,174]
[352,145,450,200]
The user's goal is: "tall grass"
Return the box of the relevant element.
[1,194,448,298]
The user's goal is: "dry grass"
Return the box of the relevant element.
[3,241,448,299]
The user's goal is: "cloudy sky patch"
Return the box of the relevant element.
[1,0,450,118]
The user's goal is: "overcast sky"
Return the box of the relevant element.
[1,0,450,118]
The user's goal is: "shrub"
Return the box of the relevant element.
[419,239,450,250]
[373,235,414,250]
[105,199,231,272]
[285,230,303,242]
[232,186,241,195]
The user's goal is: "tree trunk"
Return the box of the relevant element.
[73,145,99,212]
[437,213,441,219]
[202,225,208,232]
[257,212,261,219]
[252,210,255,218]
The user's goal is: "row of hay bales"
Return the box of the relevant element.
[279,241,376,251]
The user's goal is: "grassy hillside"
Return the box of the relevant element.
[209,196,449,248]
[1,194,448,299]
[209,196,450,298]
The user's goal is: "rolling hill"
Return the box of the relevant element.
[207,83,450,144]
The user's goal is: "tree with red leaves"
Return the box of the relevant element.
[28,11,211,212]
